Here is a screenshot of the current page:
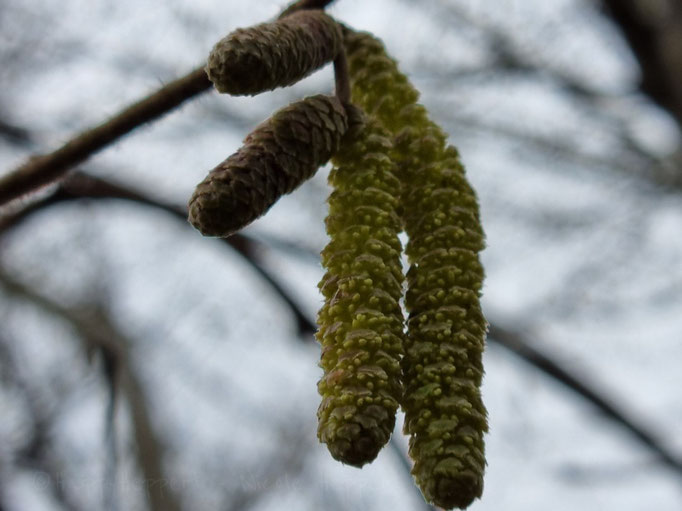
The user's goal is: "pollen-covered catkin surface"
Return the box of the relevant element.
[188,95,348,237]
[206,10,342,96]
[316,109,406,467]
[345,30,488,510]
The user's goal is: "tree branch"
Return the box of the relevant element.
[0,67,211,206]
[0,272,183,511]
[600,0,682,129]
[414,0,668,182]
[0,171,317,337]
[0,0,342,207]
[488,323,682,477]
[0,335,83,511]
[0,117,33,147]
[279,0,338,19]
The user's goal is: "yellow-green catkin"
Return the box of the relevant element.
[345,30,488,510]
[188,94,348,237]
[206,10,342,96]
[316,108,405,467]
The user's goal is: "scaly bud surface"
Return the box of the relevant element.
[345,30,488,510]
[188,95,348,237]
[206,10,342,96]
[316,109,405,467]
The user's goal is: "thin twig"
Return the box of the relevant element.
[0,335,83,511]
[488,323,682,477]
[600,0,682,128]
[333,49,351,104]
[101,347,121,511]
[387,438,437,511]
[0,67,211,206]
[0,171,317,336]
[417,0,668,172]
[0,273,183,511]
[279,0,337,19]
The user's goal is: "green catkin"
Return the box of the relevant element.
[206,10,343,96]
[188,94,348,237]
[316,108,405,467]
[344,30,488,510]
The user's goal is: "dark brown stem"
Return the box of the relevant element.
[333,48,351,104]
[278,0,337,19]
[601,0,682,129]
[0,68,211,206]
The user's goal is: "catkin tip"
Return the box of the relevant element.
[430,473,483,510]
[328,430,386,467]
[187,185,244,237]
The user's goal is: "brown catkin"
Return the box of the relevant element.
[188,95,348,237]
[206,10,343,96]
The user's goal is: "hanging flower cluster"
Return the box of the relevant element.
[188,6,487,510]
[317,109,406,467]
[345,30,488,510]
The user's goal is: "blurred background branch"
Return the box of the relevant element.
[1,0,681,510]
[600,0,682,128]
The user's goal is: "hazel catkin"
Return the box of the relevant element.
[316,109,405,467]
[344,29,488,510]
[188,94,348,237]
[206,10,343,96]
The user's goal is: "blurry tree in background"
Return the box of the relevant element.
[1,0,681,510]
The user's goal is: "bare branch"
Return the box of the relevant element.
[279,0,338,19]
[600,0,682,128]
[416,0,671,175]
[0,171,317,337]
[0,0,343,207]
[0,273,183,511]
[0,117,33,147]
[0,336,84,511]
[488,323,682,478]
[0,67,211,206]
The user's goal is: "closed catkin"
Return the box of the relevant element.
[206,10,343,96]
[188,95,348,237]
[316,109,405,467]
[345,30,488,510]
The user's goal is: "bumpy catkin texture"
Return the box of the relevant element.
[206,10,342,95]
[188,95,348,237]
[345,30,488,510]
[316,109,405,467]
